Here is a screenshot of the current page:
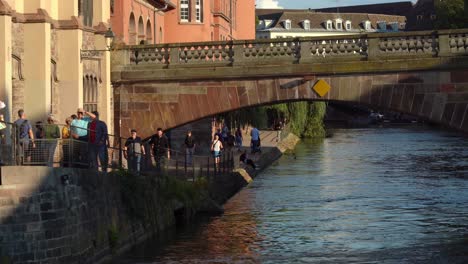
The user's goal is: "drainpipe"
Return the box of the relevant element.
[229,0,233,40]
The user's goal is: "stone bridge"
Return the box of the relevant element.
[111,29,468,137]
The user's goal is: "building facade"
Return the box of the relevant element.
[110,0,175,45]
[0,0,113,128]
[256,10,406,39]
[160,0,255,43]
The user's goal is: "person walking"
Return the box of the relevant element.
[148,128,170,171]
[124,129,145,174]
[184,130,196,166]
[211,134,223,171]
[235,127,243,152]
[44,115,60,167]
[14,109,35,164]
[250,126,261,154]
[88,111,108,172]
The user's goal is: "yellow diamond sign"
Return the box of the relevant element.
[312,79,331,98]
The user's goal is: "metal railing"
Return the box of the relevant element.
[1,121,235,181]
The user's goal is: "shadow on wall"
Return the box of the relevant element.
[0,166,174,263]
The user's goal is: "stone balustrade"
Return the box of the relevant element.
[114,29,468,68]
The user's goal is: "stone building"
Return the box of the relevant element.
[110,0,176,45]
[0,0,112,128]
[256,10,406,39]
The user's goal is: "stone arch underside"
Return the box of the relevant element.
[113,69,468,138]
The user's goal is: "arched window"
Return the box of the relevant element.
[146,20,152,44]
[129,13,136,44]
[83,74,98,112]
[363,20,372,30]
[335,19,343,30]
[345,20,352,30]
[138,16,145,42]
[159,27,163,43]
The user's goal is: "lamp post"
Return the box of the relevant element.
[80,28,115,60]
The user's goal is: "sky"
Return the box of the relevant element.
[256,0,417,9]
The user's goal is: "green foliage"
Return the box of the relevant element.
[224,101,327,138]
[435,0,466,29]
[160,176,208,207]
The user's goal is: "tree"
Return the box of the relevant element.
[434,0,466,29]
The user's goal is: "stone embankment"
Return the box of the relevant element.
[0,130,299,264]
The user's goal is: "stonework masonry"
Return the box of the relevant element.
[113,70,468,140]
[0,166,178,263]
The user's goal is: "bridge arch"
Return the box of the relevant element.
[113,69,468,138]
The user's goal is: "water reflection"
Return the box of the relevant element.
[120,126,468,263]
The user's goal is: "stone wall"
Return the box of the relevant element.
[11,22,24,117]
[0,167,178,263]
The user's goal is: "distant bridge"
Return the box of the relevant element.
[111,29,468,137]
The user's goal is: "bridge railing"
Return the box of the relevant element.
[113,29,468,68]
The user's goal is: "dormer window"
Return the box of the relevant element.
[284,19,291,30]
[390,22,399,31]
[335,19,343,30]
[326,20,333,30]
[363,20,371,30]
[303,19,310,30]
[377,21,387,30]
[345,20,352,30]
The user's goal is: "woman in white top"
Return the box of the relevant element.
[211,134,223,167]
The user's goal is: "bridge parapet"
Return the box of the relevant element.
[111,29,468,82]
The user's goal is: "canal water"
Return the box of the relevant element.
[119,126,468,263]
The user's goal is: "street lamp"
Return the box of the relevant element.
[80,28,115,60]
[104,28,115,50]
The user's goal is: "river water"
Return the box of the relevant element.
[119,126,468,264]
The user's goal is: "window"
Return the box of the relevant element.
[345,20,352,30]
[377,21,387,30]
[303,20,310,30]
[364,20,371,30]
[83,75,98,112]
[335,19,343,30]
[326,20,332,30]
[390,22,399,32]
[195,0,203,22]
[417,15,423,21]
[79,0,94,27]
[284,19,291,30]
[180,0,189,21]
[430,14,436,20]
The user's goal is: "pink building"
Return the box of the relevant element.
[112,0,255,45]
[164,0,255,43]
[111,0,176,45]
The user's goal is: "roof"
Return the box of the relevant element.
[316,1,413,16]
[257,11,406,31]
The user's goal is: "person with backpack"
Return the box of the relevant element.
[14,109,35,164]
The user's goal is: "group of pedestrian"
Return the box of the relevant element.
[14,108,109,171]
